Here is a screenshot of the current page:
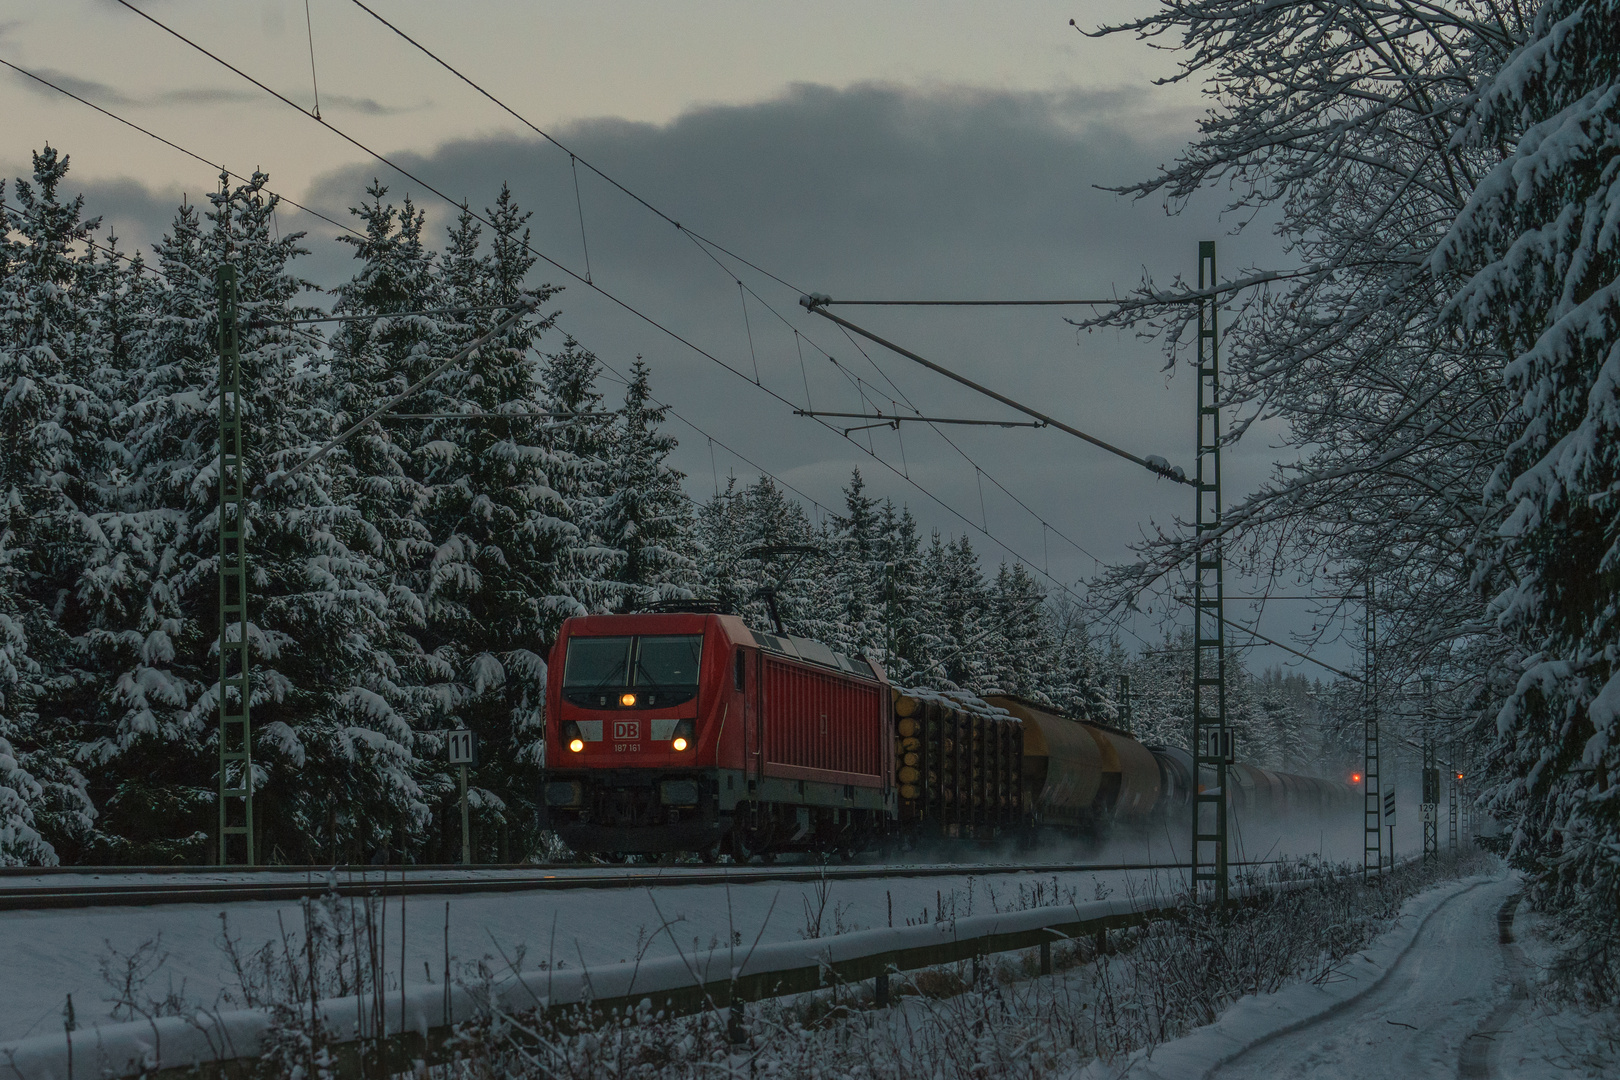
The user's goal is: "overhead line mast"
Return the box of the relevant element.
[1190,242,1231,907]
[216,264,253,865]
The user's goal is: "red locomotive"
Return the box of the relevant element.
[540,607,894,858]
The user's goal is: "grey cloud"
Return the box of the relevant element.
[148,86,261,107]
[5,66,257,107]
[6,65,140,106]
[70,175,190,251]
[320,94,432,116]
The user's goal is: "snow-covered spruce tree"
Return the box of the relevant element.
[825,471,887,660]
[694,475,823,634]
[923,532,993,691]
[873,503,935,684]
[1042,593,1106,720]
[418,188,610,860]
[0,573,61,865]
[539,336,614,564]
[1433,0,1620,999]
[1124,629,1193,751]
[1250,667,1314,772]
[73,172,426,864]
[0,149,113,861]
[74,195,217,861]
[984,561,1051,701]
[600,359,695,611]
[242,171,449,866]
[321,181,465,861]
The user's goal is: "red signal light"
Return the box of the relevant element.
[1351,772,1362,784]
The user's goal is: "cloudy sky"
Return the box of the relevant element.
[2,1,1358,673]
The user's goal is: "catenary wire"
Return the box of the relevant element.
[329,3,1154,607]
[690,233,1119,577]
[343,0,806,297]
[106,0,1290,663]
[0,56,358,241]
[105,1,1115,619]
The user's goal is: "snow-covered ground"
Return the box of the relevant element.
[0,863,1181,1042]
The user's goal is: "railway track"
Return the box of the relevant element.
[0,858,1237,911]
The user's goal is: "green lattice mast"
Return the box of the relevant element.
[1191,240,1230,907]
[217,262,254,865]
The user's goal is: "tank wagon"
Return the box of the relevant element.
[539,610,1357,858]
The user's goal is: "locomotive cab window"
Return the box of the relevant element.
[563,634,703,708]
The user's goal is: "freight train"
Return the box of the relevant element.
[538,608,1356,858]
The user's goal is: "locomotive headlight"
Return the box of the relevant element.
[569,738,585,753]
[671,719,695,752]
[672,737,688,752]
[620,692,638,707]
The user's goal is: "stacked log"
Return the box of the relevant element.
[892,690,1023,840]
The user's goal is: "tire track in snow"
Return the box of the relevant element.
[1457,891,1528,1079]
[1207,876,1515,1079]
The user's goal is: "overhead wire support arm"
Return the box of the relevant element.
[1169,596,1363,682]
[245,304,515,328]
[792,410,1046,429]
[815,269,1313,309]
[816,298,1139,307]
[799,296,1193,485]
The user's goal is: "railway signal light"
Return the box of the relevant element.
[1352,772,1362,784]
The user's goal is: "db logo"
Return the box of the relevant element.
[613,721,639,740]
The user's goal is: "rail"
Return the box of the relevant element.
[0,863,1397,1080]
[0,859,1284,912]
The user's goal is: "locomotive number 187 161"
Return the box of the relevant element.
[613,720,639,753]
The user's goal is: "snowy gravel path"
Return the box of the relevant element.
[1210,874,1520,1080]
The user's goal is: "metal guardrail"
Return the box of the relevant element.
[1,875,1327,1080]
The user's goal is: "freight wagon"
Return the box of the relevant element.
[539,609,1358,858]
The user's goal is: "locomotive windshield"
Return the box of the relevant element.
[562,636,632,690]
[634,635,703,687]
[563,634,703,708]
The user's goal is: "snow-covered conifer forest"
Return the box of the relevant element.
[0,152,1335,872]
